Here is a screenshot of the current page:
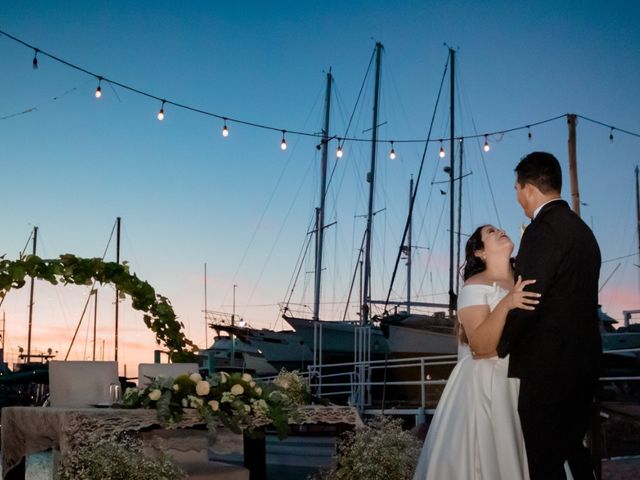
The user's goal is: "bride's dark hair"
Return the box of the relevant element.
[457,225,515,344]
[462,225,488,281]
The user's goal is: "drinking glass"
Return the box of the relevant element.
[108,383,122,406]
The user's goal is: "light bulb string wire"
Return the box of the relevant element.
[1,28,639,143]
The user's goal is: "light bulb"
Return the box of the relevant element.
[609,128,614,143]
[157,101,165,121]
[95,79,102,99]
[527,126,532,141]
[483,135,490,152]
[389,142,396,160]
[337,144,343,158]
[439,141,445,158]
[222,120,229,137]
[32,50,38,69]
[280,131,287,151]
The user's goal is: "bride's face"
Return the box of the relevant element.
[477,225,514,259]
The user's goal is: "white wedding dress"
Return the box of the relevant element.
[412,283,529,480]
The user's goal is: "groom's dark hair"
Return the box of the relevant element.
[515,151,562,194]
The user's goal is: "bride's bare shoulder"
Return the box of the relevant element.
[462,273,488,286]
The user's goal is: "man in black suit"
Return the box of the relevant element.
[497,152,602,480]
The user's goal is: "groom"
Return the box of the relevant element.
[497,152,602,480]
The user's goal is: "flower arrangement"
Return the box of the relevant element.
[311,416,422,480]
[56,431,185,480]
[123,369,308,439]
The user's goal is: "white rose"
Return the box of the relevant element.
[208,399,220,411]
[173,384,180,392]
[249,381,256,388]
[181,398,188,407]
[196,380,211,396]
[189,372,203,383]
[231,384,244,396]
[219,372,229,384]
[243,404,251,413]
[254,387,262,396]
[148,389,162,401]
[242,373,253,383]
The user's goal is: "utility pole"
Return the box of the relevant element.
[567,114,581,216]
[26,226,38,364]
[114,217,121,362]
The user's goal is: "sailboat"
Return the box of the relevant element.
[0,227,55,407]
[282,43,392,366]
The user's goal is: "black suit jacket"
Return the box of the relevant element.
[497,200,602,388]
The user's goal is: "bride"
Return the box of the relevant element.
[412,224,540,480]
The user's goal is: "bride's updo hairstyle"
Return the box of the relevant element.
[462,225,488,281]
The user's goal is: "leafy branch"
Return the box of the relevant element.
[0,254,198,362]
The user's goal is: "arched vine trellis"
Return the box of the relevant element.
[0,254,198,362]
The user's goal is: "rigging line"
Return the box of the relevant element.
[383,52,450,311]
[64,219,117,360]
[226,81,320,316]
[0,83,86,120]
[0,229,36,310]
[577,115,640,139]
[599,263,621,293]
[343,228,368,321]
[280,216,315,316]
[457,67,501,227]
[417,190,449,298]
[243,151,317,320]
[602,252,639,263]
[324,48,376,196]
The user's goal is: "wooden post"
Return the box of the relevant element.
[243,430,267,480]
[567,114,581,216]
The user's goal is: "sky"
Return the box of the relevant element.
[1,0,639,376]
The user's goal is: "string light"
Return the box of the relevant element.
[157,101,165,121]
[336,140,344,158]
[389,141,396,160]
[439,140,445,158]
[527,126,532,141]
[483,134,490,152]
[3,31,640,149]
[95,78,102,99]
[280,130,287,151]
[222,119,229,137]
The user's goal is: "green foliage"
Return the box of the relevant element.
[0,254,197,362]
[311,416,422,480]
[123,370,311,439]
[55,432,185,480]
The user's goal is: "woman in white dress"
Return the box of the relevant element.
[412,224,541,480]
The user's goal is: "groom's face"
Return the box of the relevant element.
[514,180,532,218]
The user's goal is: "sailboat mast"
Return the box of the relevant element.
[114,216,121,362]
[407,177,413,314]
[448,48,456,316]
[26,226,38,363]
[362,42,383,324]
[313,69,332,321]
[636,166,640,265]
[204,263,208,347]
[92,290,98,361]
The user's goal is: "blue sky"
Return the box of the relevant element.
[1,1,639,373]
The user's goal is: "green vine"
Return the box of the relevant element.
[0,254,198,362]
